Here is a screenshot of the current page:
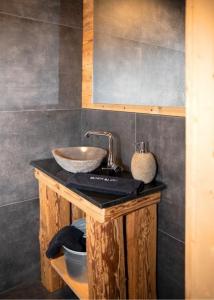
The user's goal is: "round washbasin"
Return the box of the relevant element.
[52,147,107,173]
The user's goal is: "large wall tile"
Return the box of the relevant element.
[0,0,83,28]
[81,109,135,170]
[59,25,82,109]
[94,0,185,51]
[0,110,81,206]
[157,116,185,241]
[0,14,82,111]
[60,0,83,28]
[93,34,184,106]
[136,114,185,241]
[157,230,184,299]
[0,0,59,23]
[0,199,40,292]
[0,14,58,109]
[139,44,185,106]
[93,34,142,104]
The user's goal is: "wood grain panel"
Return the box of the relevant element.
[186,0,214,298]
[126,205,157,299]
[83,0,93,32]
[71,204,85,222]
[39,182,70,292]
[83,102,185,117]
[104,192,160,221]
[86,216,127,299]
[82,0,94,107]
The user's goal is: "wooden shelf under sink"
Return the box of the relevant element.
[51,256,89,299]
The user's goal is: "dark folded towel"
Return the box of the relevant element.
[46,226,86,259]
[66,173,144,196]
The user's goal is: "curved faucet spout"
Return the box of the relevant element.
[84,130,112,138]
[84,130,115,170]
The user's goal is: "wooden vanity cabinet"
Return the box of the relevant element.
[34,168,161,299]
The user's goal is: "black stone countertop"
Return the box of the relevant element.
[31,158,166,209]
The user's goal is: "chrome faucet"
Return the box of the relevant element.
[84,130,120,172]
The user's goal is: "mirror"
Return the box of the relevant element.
[82,0,185,116]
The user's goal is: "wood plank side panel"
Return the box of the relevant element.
[87,216,127,299]
[39,182,70,292]
[186,0,214,298]
[126,205,157,299]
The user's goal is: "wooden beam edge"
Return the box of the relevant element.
[82,103,185,117]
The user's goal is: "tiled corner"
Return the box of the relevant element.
[0,199,40,292]
[81,109,136,170]
[157,230,184,299]
[0,110,81,206]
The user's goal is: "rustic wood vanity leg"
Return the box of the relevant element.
[126,204,157,299]
[71,204,86,222]
[39,182,70,292]
[86,216,127,299]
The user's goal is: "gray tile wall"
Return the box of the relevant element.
[0,0,82,293]
[93,0,185,107]
[0,0,82,111]
[81,109,185,299]
[0,1,185,297]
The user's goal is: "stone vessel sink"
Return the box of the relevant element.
[52,147,107,173]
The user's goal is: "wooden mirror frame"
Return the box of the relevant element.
[82,0,185,117]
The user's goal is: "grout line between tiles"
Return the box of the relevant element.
[158,228,184,244]
[0,11,83,30]
[94,29,185,54]
[0,108,82,113]
[0,197,38,209]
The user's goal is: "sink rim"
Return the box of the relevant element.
[52,146,107,162]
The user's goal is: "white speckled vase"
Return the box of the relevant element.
[131,142,157,184]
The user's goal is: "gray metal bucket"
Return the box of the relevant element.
[63,218,87,283]
[63,246,87,282]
